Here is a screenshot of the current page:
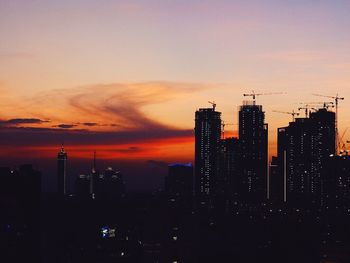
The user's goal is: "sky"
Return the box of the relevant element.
[1,0,350,192]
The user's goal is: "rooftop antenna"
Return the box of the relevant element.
[92,150,97,174]
[60,142,65,152]
[90,150,97,198]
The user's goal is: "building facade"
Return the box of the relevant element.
[277,108,335,207]
[195,108,221,196]
[238,101,268,203]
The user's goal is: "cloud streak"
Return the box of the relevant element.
[0,118,49,126]
[54,124,77,129]
[0,81,204,160]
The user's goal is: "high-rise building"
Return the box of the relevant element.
[217,137,240,197]
[165,163,193,197]
[195,107,221,196]
[277,108,335,207]
[309,108,335,205]
[277,117,311,205]
[238,101,268,203]
[57,145,67,196]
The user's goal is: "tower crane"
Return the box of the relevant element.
[346,140,350,155]
[322,102,335,110]
[243,91,285,104]
[272,110,300,122]
[221,121,237,139]
[208,101,216,111]
[300,101,334,110]
[312,93,344,154]
[298,105,317,118]
[339,128,348,155]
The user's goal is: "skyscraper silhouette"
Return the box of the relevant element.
[195,107,221,196]
[238,101,268,203]
[277,108,335,207]
[57,145,67,196]
[309,108,335,206]
[278,117,311,205]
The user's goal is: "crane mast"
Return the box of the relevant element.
[221,121,236,139]
[243,91,285,105]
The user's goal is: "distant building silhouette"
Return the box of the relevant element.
[57,145,67,196]
[238,101,268,203]
[165,163,193,197]
[195,107,221,196]
[75,174,91,198]
[95,167,125,199]
[75,167,125,199]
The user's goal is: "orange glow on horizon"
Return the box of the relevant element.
[1,135,195,162]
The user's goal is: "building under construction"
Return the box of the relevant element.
[276,108,336,207]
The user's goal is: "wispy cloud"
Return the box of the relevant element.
[0,81,204,160]
[26,81,207,132]
[79,122,99,127]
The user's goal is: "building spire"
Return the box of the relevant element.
[92,150,97,173]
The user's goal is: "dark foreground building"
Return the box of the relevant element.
[165,163,193,197]
[0,165,41,262]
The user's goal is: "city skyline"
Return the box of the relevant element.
[1,1,350,193]
[2,2,350,261]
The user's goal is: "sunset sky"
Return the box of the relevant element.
[1,0,350,191]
